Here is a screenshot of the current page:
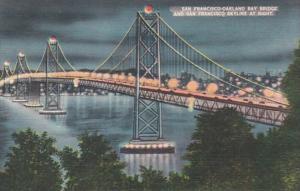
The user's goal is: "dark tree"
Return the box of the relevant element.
[184,108,256,190]
[0,171,9,191]
[168,172,190,191]
[60,132,126,191]
[282,41,300,120]
[3,128,62,191]
[268,40,300,190]
[139,166,168,191]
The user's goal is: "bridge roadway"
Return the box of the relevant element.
[1,72,288,126]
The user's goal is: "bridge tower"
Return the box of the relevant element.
[13,52,30,102]
[121,7,175,153]
[39,36,66,115]
[0,61,13,97]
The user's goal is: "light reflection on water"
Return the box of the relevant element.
[0,94,271,174]
[122,154,176,176]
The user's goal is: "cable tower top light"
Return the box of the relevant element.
[18,52,25,57]
[4,61,10,66]
[49,35,57,44]
[144,4,154,14]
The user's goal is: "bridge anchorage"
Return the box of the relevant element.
[120,9,175,154]
[0,61,13,97]
[12,52,30,103]
[37,36,70,115]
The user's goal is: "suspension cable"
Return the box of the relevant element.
[139,12,287,106]
[93,18,137,72]
[157,14,283,95]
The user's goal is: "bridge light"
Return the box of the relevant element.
[3,61,10,67]
[256,76,262,82]
[49,35,57,44]
[238,90,246,97]
[163,143,169,148]
[263,88,274,98]
[73,78,80,88]
[186,80,199,92]
[187,97,195,112]
[128,75,135,83]
[167,78,179,89]
[18,52,25,57]
[144,4,154,14]
[206,83,218,94]
[9,79,14,85]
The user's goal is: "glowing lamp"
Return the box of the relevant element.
[187,97,195,112]
[144,4,154,14]
[186,80,199,92]
[73,78,80,88]
[103,73,111,79]
[256,76,262,82]
[244,87,254,93]
[18,52,25,57]
[263,88,274,98]
[153,79,160,87]
[238,90,246,96]
[139,77,146,85]
[128,76,136,83]
[112,74,118,80]
[206,83,218,94]
[4,61,10,67]
[49,35,57,44]
[96,73,103,79]
[91,72,97,78]
[167,78,179,89]
[118,73,126,81]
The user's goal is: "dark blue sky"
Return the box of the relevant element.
[0,0,299,74]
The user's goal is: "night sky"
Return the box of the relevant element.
[0,0,299,73]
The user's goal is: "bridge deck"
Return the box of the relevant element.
[0,72,289,126]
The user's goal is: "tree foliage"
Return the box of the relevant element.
[139,166,168,191]
[282,41,300,118]
[59,132,126,191]
[184,108,256,190]
[3,128,62,191]
[265,40,300,191]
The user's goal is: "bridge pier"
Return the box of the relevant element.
[120,11,174,154]
[39,82,66,115]
[1,83,12,97]
[13,53,31,102]
[39,36,66,115]
[13,80,28,102]
[24,80,43,107]
[1,61,13,97]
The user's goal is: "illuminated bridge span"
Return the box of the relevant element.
[0,9,289,152]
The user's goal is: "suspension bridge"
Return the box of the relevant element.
[0,9,289,153]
